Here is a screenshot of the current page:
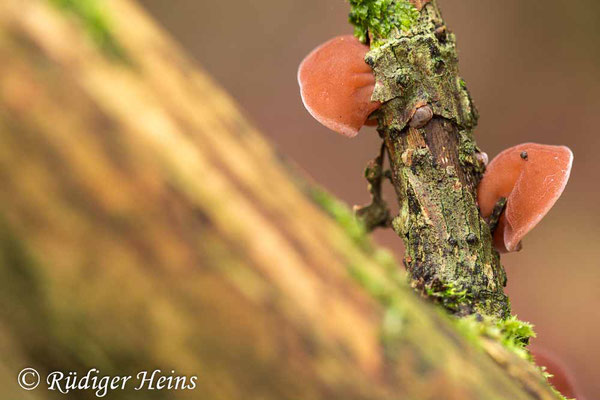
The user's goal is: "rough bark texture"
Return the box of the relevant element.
[0,0,560,399]
[365,0,510,318]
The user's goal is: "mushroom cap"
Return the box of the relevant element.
[478,143,573,252]
[298,35,381,137]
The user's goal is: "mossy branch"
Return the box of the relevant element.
[350,0,509,319]
[347,1,569,398]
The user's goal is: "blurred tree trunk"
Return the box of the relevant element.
[0,0,560,399]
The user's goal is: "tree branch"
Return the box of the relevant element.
[354,0,509,318]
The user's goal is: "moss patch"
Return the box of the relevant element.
[348,0,419,45]
[455,314,535,360]
[425,282,473,314]
[48,0,128,61]
[456,315,572,400]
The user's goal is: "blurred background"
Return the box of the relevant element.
[138,0,600,397]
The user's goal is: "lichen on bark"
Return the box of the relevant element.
[351,0,510,319]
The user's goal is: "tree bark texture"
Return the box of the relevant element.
[0,0,559,398]
[368,0,509,318]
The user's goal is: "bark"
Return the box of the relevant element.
[366,0,510,318]
[0,0,560,399]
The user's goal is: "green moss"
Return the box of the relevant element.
[453,314,574,399]
[348,0,420,45]
[48,0,128,61]
[452,314,573,398]
[425,282,473,313]
[455,314,535,360]
[498,315,536,353]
